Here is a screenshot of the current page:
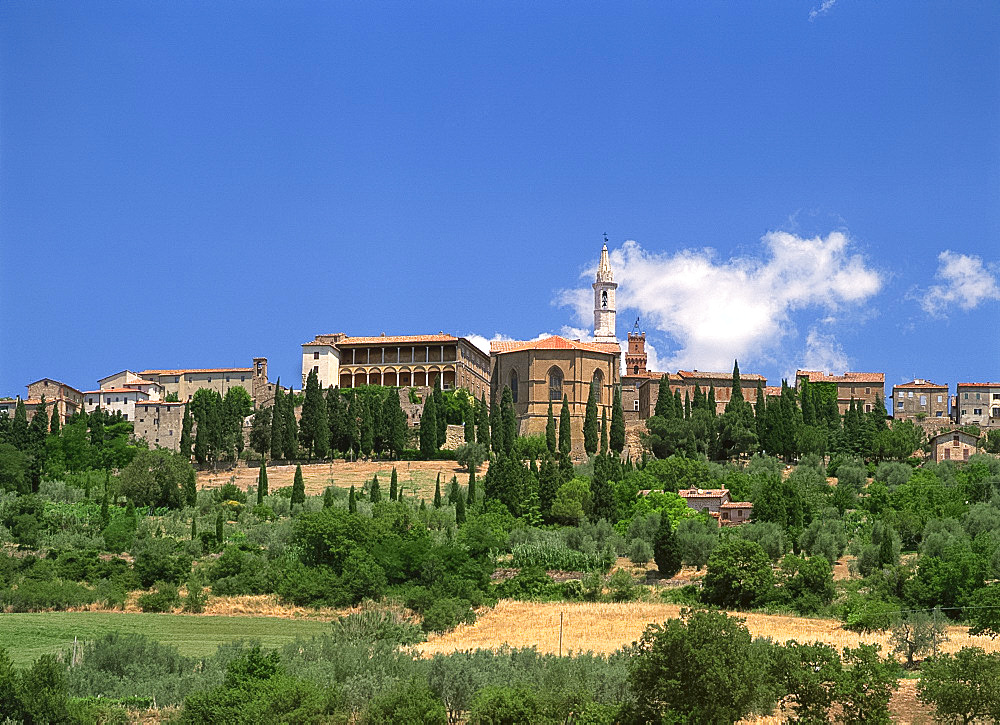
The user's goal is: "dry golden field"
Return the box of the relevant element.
[197,459,482,502]
[419,599,995,660]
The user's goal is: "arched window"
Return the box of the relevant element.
[548,367,563,401]
[509,370,519,404]
[592,369,604,404]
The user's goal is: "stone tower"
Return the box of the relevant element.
[626,318,647,375]
[593,240,617,345]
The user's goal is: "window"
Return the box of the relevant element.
[313,366,319,375]
[175,377,180,383]
[168,430,173,436]
[975,408,983,415]
[965,393,970,400]
[953,435,960,444]
[314,351,320,359]
[908,391,913,398]
[865,404,872,413]
[897,402,904,409]
[592,369,604,404]
[993,407,1000,418]
[226,376,230,382]
[123,414,128,421]
[866,387,871,395]
[208,377,212,383]
[993,393,1000,400]
[977,393,982,400]
[937,395,943,403]
[945,447,951,460]
[965,449,970,460]
[509,370,519,403]
[936,411,943,417]
[88,398,93,404]
[139,419,144,424]
[920,395,927,406]
[548,368,563,401]
[634,399,639,412]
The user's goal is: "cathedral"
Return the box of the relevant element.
[490,243,621,454]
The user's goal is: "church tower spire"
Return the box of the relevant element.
[593,235,618,344]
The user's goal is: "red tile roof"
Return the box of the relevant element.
[338,334,458,345]
[679,488,730,498]
[957,382,1000,388]
[490,335,619,355]
[677,370,766,382]
[124,379,161,387]
[26,379,83,395]
[720,501,753,509]
[796,370,885,384]
[764,386,782,396]
[140,368,252,375]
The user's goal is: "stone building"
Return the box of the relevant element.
[891,379,949,421]
[621,321,667,421]
[490,335,620,453]
[956,383,1000,428]
[795,370,886,415]
[676,487,752,526]
[301,333,491,401]
[0,379,85,425]
[136,357,275,406]
[132,401,186,452]
[489,242,621,455]
[929,429,979,463]
[83,387,152,421]
[674,369,768,415]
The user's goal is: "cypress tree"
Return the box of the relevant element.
[359,397,374,457]
[464,401,476,443]
[323,487,335,509]
[270,384,285,460]
[731,360,744,402]
[180,404,194,459]
[49,408,60,435]
[215,510,224,545]
[600,408,608,454]
[476,394,491,453]
[653,512,682,579]
[348,485,357,513]
[500,386,517,455]
[583,382,598,455]
[433,378,447,445]
[29,398,49,444]
[693,384,704,412]
[190,515,197,540]
[489,392,501,454]
[707,385,717,416]
[654,376,673,418]
[300,369,329,460]
[369,474,381,503]
[345,393,361,456]
[467,468,476,505]
[389,467,398,501]
[419,393,438,457]
[673,388,683,419]
[610,384,625,453]
[455,490,466,524]
[545,400,557,453]
[282,388,298,460]
[100,489,110,529]
[434,473,442,508]
[755,382,767,450]
[684,391,691,419]
[184,467,197,507]
[559,395,571,455]
[799,379,815,426]
[448,475,460,505]
[291,464,305,505]
[419,499,427,512]
[256,459,268,505]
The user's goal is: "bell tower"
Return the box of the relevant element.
[593,236,617,345]
[626,318,647,375]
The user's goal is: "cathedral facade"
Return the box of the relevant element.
[489,243,621,454]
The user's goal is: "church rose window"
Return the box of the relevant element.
[549,368,563,401]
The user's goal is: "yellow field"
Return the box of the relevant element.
[197,459,482,501]
[419,599,995,660]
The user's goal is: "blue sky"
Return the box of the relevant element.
[2,1,998,399]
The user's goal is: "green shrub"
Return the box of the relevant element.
[421,597,475,633]
[494,566,559,600]
[582,571,604,601]
[561,579,584,601]
[0,578,98,612]
[133,538,192,588]
[137,582,180,613]
[628,539,653,566]
[183,578,207,613]
[608,569,636,602]
[330,607,425,646]
[469,684,540,724]
[510,542,614,573]
[364,677,447,724]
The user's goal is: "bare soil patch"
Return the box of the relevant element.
[197,459,483,502]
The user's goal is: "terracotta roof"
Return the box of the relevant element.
[26,379,83,395]
[957,382,1000,388]
[764,386,782,396]
[929,429,979,442]
[677,370,766,382]
[301,340,338,347]
[679,488,730,498]
[720,501,753,509]
[84,388,147,395]
[893,380,947,390]
[140,368,252,375]
[338,334,458,345]
[796,370,885,384]
[490,335,618,355]
[124,379,161,387]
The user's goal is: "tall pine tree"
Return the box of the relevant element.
[256,459,268,505]
[348,485,357,513]
[299,369,328,460]
[419,393,438,457]
[270,383,285,460]
[180,404,194,459]
[291,464,305,505]
[433,378,447,445]
[583,382,598,455]
[600,408,608,454]
[610,384,625,454]
[433,473,442,508]
[389,467,398,501]
[559,395,572,455]
[545,401,557,454]
[476,394,491,453]
[500,386,517,455]
[282,388,298,460]
[654,375,673,418]
[369,474,381,503]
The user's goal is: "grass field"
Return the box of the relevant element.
[0,612,333,666]
[198,459,482,501]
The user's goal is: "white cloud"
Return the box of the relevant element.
[809,0,836,21]
[556,231,881,373]
[920,250,1000,316]
[800,328,849,374]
